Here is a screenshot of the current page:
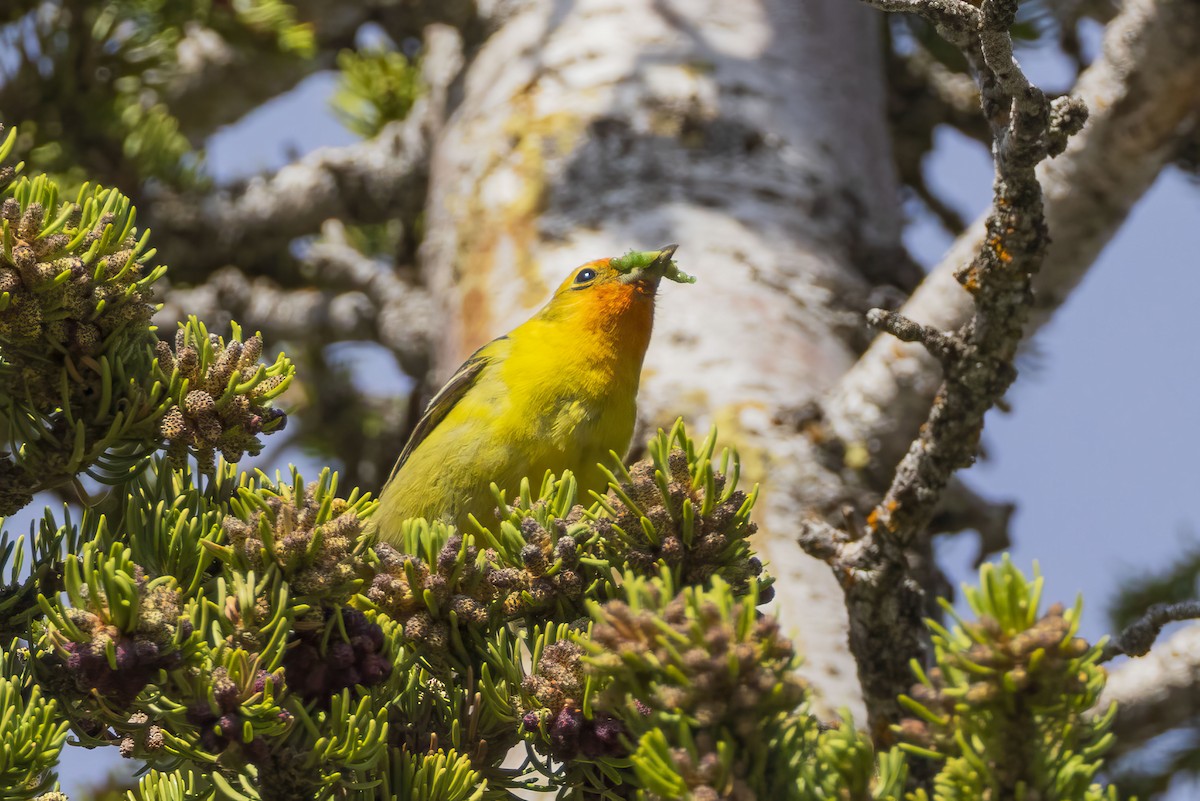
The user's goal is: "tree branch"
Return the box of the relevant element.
[927,476,1014,565]
[1102,623,1200,757]
[157,221,435,378]
[886,20,990,238]
[151,113,430,281]
[824,0,1200,485]
[166,0,479,143]
[1102,601,1200,662]
[865,0,981,30]
[151,24,464,283]
[800,0,1086,745]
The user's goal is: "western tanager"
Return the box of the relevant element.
[371,246,692,542]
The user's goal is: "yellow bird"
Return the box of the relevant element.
[371,246,692,542]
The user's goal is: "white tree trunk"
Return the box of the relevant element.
[421,0,903,717]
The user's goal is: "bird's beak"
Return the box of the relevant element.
[611,244,694,285]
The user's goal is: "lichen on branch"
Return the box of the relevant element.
[799,0,1088,749]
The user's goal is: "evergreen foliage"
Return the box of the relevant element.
[0,0,1179,796]
[898,559,1117,801]
[331,49,423,140]
[0,127,1132,797]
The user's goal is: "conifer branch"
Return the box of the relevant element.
[167,1,479,142]
[152,23,463,283]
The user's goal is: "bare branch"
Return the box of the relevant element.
[1102,601,1200,662]
[152,113,430,281]
[888,46,988,237]
[927,477,1014,566]
[801,0,1087,745]
[797,517,850,563]
[866,308,960,365]
[1102,623,1200,757]
[157,222,435,378]
[152,25,464,282]
[167,0,479,143]
[870,81,1083,549]
[825,0,1200,481]
[861,0,981,30]
[909,175,970,235]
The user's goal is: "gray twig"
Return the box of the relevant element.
[1102,601,1200,663]
[802,0,1088,747]
[864,0,981,31]
[866,308,960,365]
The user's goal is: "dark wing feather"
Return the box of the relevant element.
[385,337,505,482]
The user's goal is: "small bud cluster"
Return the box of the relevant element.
[491,513,586,616]
[578,579,808,801]
[118,711,166,759]
[0,199,153,351]
[596,445,770,601]
[520,640,628,761]
[0,171,177,516]
[157,326,288,472]
[892,560,1112,799]
[185,666,278,762]
[367,536,490,650]
[281,608,391,704]
[522,640,585,715]
[59,578,187,706]
[590,589,805,741]
[527,707,626,762]
[0,183,161,417]
[486,425,768,626]
[657,749,752,801]
[221,592,274,653]
[222,481,361,600]
[899,603,1092,751]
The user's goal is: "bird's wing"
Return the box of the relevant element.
[386,336,508,482]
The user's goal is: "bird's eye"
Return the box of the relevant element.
[574,268,597,284]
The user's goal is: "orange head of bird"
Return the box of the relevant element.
[538,245,692,335]
[548,242,690,304]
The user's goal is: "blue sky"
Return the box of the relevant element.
[15,35,1199,796]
